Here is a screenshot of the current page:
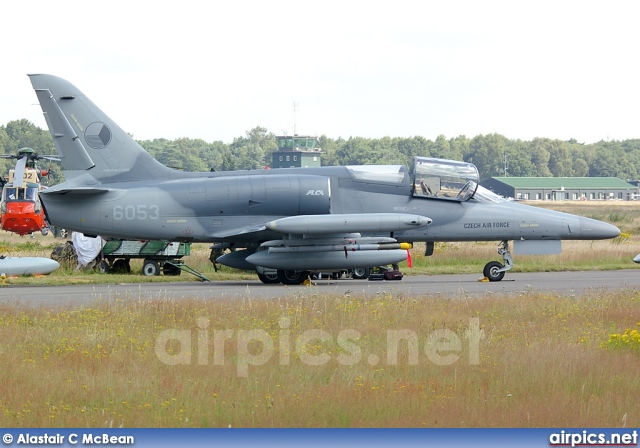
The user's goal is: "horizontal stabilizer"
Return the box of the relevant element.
[41,187,119,195]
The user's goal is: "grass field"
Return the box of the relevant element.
[0,200,638,427]
[0,289,638,427]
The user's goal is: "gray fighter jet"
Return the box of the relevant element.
[28,74,620,284]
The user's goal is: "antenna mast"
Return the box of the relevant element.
[292,101,299,136]
[503,153,508,177]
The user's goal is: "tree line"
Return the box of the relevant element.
[2,118,640,185]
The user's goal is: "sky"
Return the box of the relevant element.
[1,0,639,144]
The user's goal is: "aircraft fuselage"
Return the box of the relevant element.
[40,165,618,244]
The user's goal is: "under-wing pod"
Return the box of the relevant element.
[216,236,413,271]
[264,213,430,234]
[265,242,412,253]
[0,257,59,276]
[245,249,408,271]
[216,248,258,271]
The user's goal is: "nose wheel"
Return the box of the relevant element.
[482,241,513,282]
[483,261,506,281]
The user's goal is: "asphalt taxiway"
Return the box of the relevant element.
[0,270,638,307]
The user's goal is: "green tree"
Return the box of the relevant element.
[589,141,634,178]
[318,135,339,166]
[467,134,511,180]
[527,138,553,177]
[3,119,56,155]
[546,140,572,177]
[220,148,237,171]
[230,127,275,170]
[395,136,431,161]
[334,137,374,165]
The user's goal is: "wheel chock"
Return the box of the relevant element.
[478,277,489,282]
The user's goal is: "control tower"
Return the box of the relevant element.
[271,135,323,168]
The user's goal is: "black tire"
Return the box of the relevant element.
[98,260,109,274]
[352,268,370,279]
[163,263,182,276]
[257,271,280,284]
[111,259,131,274]
[277,269,309,285]
[142,260,160,276]
[483,261,505,282]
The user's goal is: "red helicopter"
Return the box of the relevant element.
[0,148,60,236]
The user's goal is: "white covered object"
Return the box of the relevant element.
[71,232,104,266]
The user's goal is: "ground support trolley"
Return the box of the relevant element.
[100,240,210,281]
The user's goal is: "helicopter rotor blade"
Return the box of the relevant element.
[38,155,61,162]
[13,157,27,185]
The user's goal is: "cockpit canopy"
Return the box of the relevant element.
[413,157,479,201]
[2,184,39,202]
[344,157,486,202]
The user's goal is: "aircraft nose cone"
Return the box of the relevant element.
[579,217,621,240]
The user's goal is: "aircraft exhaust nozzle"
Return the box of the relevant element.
[265,213,431,234]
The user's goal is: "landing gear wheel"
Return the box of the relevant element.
[98,260,109,274]
[483,261,505,282]
[277,269,309,285]
[142,260,160,276]
[352,268,370,279]
[162,263,181,276]
[257,271,280,284]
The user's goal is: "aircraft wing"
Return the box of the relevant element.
[212,213,430,239]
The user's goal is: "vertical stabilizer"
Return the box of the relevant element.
[29,74,177,184]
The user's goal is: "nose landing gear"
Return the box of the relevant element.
[482,240,513,282]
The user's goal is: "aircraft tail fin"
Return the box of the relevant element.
[29,74,177,184]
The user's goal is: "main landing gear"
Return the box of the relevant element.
[277,269,310,285]
[482,240,514,282]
